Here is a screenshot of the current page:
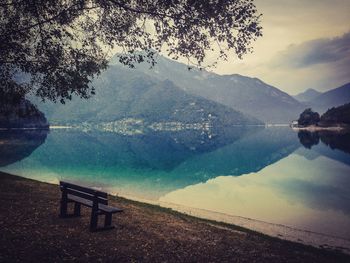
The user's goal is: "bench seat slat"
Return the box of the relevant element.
[67,194,123,214]
[99,204,123,213]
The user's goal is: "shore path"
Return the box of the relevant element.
[0,172,349,263]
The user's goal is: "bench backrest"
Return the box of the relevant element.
[60,181,108,205]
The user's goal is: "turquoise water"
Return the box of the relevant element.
[1,126,350,239]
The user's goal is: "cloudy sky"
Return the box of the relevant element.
[210,0,350,95]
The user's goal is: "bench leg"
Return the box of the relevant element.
[104,213,113,228]
[60,201,81,218]
[74,203,81,216]
[90,211,98,231]
[60,199,68,217]
[89,213,115,232]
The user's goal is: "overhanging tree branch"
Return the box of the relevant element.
[0,0,262,102]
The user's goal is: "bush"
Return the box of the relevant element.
[298,108,320,126]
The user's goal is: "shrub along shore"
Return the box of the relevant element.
[0,171,349,263]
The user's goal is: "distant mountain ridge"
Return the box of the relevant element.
[308,83,350,113]
[31,64,262,127]
[294,89,322,102]
[117,54,305,123]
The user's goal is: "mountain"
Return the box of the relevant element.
[119,54,305,123]
[309,82,350,113]
[0,96,49,128]
[293,88,322,102]
[31,64,262,126]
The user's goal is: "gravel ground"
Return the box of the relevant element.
[0,172,349,263]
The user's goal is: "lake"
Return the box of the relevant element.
[1,126,350,245]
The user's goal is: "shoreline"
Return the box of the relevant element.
[1,171,350,262]
[6,170,350,249]
[109,192,350,254]
[291,125,348,132]
[158,201,350,253]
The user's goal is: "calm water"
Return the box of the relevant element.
[1,126,350,240]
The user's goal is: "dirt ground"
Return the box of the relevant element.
[0,172,349,263]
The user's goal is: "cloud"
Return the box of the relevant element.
[271,32,350,69]
[257,32,350,93]
[211,1,350,94]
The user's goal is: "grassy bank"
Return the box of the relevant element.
[0,172,349,263]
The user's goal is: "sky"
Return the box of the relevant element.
[207,0,350,95]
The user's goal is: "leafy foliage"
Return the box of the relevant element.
[0,94,48,128]
[297,108,320,126]
[320,103,350,125]
[0,0,262,103]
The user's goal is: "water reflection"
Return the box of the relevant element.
[0,129,48,167]
[320,131,350,154]
[1,126,350,239]
[0,126,301,199]
[161,150,350,239]
[39,127,260,171]
[298,130,350,154]
[298,131,320,149]
[173,127,300,177]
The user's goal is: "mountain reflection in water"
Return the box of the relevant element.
[0,126,302,197]
[0,129,48,167]
[1,126,349,239]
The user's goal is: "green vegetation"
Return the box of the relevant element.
[297,108,320,126]
[297,103,350,127]
[0,94,48,128]
[320,103,350,126]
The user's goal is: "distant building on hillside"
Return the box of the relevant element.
[290,120,299,127]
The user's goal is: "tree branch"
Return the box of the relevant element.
[108,0,178,20]
[0,3,98,39]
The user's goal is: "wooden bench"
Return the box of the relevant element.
[59,181,123,232]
